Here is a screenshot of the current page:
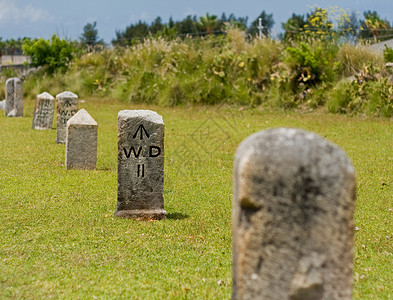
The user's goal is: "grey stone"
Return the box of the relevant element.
[232,128,356,300]
[5,78,14,116]
[115,110,166,220]
[0,100,5,110]
[13,78,23,117]
[32,92,55,130]
[5,78,23,117]
[65,109,97,170]
[56,91,78,144]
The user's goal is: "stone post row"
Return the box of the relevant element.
[232,128,356,300]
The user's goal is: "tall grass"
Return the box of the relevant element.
[4,29,390,115]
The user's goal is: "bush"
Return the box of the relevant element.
[22,35,79,74]
[337,43,384,77]
[383,45,393,63]
[328,64,393,117]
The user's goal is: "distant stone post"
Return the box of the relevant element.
[32,92,55,130]
[13,78,23,117]
[5,77,23,117]
[233,128,356,300]
[56,91,78,144]
[65,109,97,170]
[115,110,166,220]
[5,78,14,116]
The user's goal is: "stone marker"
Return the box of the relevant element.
[5,78,14,116]
[65,109,97,170]
[56,91,78,144]
[115,110,166,220]
[5,78,23,117]
[13,78,23,117]
[233,128,356,300]
[32,92,55,130]
[0,99,5,110]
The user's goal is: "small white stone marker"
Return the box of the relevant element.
[32,92,55,130]
[115,110,166,220]
[56,91,78,144]
[232,128,356,300]
[5,78,23,117]
[65,109,97,170]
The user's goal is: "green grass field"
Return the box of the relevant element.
[1,97,393,299]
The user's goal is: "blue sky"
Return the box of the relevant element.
[0,0,392,43]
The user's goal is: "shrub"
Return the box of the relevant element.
[22,35,79,74]
[383,45,393,63]
[337,43,384,77]
[328,64,393,117]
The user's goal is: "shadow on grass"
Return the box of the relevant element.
[166,212,190,220]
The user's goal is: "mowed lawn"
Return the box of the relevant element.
[1,97,393,299]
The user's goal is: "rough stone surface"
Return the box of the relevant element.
[5,78,23,117]
[56,91,78,144]
[115,110,166,220]
[32,92,55,130]
[5,78,15,116]
[65,109,97,170]
[13,78,23,117]
[232,128,356,300]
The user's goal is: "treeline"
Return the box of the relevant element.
[1,7,393,54]
[111,8,393,45]
[112,11,274,45]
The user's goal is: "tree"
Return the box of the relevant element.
[150,17,164,34]
[23,35,78,73]
[225,13,248,30]
[6,38,17,63]
[248,11,275,37]
[305,7,334,38]
[338,11,360,41]
[112,21,149,46]
[282,13,307,40]
[199,13,219,34]
[360,11,391,43]
[175,15,200,36]
[80,21,104,49]
[0,38,4,65]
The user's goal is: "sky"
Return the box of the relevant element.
[0,0,392,43]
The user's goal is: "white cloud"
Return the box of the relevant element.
[0,0,52,24]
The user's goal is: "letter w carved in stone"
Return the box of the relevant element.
[124,146,143,158]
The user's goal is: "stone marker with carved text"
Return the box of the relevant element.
[5,77,23,117]
[32,92,55,130]
[233,128,356,300]
[65,109,97,170]
[56,91,78,144]
[115,110,166,220]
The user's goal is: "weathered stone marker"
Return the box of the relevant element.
[32,92,55,130]
[233,128,356,300]
[56,91,78,144]
[115,110,166,220]
[65,109,97,170]
[5,77,23,117]
[5,78,14,116]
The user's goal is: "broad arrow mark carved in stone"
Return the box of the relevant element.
[133,124,150,140]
